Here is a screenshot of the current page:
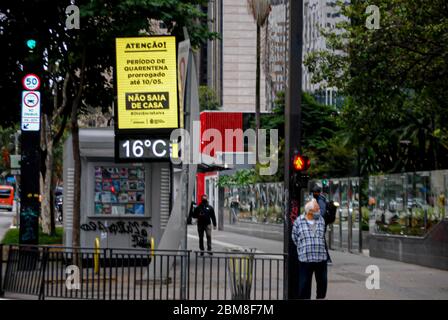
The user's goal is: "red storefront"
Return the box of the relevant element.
[196,111,243,204]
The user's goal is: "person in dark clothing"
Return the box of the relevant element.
[312,186,327,223]
[189,194,217,255]
[312,185,333,264]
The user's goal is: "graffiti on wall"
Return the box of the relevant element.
[289,199,299,224]
[80,220,152,248]
[20,205,39,243]
[224,183,285,224]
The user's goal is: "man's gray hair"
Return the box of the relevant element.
[305,199,317,214]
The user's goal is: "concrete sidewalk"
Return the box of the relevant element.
[188,225,448,300]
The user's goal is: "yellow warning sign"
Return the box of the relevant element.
[115,36,178,130]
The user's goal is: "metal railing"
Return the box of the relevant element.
[0,244,285,300]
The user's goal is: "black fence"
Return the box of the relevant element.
[0,244,284,300]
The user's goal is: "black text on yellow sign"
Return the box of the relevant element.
[115,36,178,130]
[125,92,169,110]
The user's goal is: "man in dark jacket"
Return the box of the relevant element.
[312,185,327,222]
[189,194,217,255]
[312,185,333,264]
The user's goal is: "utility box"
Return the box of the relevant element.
[63,128,171,250]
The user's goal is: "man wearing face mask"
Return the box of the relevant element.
[189,194,217,256]
[292,199,328,299]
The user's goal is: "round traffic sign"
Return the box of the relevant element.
[23,92,39,107]
[22,73,41,90]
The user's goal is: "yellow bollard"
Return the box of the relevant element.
[150,237,155,257]
[94,237,100,274]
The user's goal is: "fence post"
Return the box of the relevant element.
[181,251,187,300]
[38,247,49,300]
[109,249,113,300]
[103,248,107,300]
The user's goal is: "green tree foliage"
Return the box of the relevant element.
[199,86,220,111]
[0,0,219,126]
[0,125,19,173]
[217,169,256,188]
[252,90,354,182]
[0,0,218,240]
[305,0,448,174]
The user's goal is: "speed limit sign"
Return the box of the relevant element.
[22,73,41,91]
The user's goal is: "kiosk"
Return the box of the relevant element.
[63,128,171,249]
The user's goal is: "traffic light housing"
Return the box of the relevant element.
[293,154,310,171]
[292,154,310,192]
[26,39,37,51]
[24,37,41,71]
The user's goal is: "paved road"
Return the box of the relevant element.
[187,225,448,300]
[0,203,16,242]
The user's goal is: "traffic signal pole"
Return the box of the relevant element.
[19,40,41,245]
[284,0,303,299]
[19,131,40,245]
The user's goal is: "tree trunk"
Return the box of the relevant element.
[71,113,81,248]
[431,114,438,170]
[256,24,261,163]
[71,50,87,249]
[40,113,54,235]
[50,184,55,235]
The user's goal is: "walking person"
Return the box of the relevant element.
[189,194,217,255]
[292,199,328,299]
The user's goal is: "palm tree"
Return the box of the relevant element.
[247,0,271,162]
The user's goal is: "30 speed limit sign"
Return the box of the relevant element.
[22,73,41,91]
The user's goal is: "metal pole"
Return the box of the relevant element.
[19,46,41,245]
[19,129,40,245]
[284,0,303,300]
[180,27,192,300]
[14,131,20,228]
[348,180,353,253]
[358,177,363,253]
[339,204,343,249]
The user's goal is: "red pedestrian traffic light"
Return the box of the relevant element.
[293,154,310,171]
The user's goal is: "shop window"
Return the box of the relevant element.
[94,165,145,216]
